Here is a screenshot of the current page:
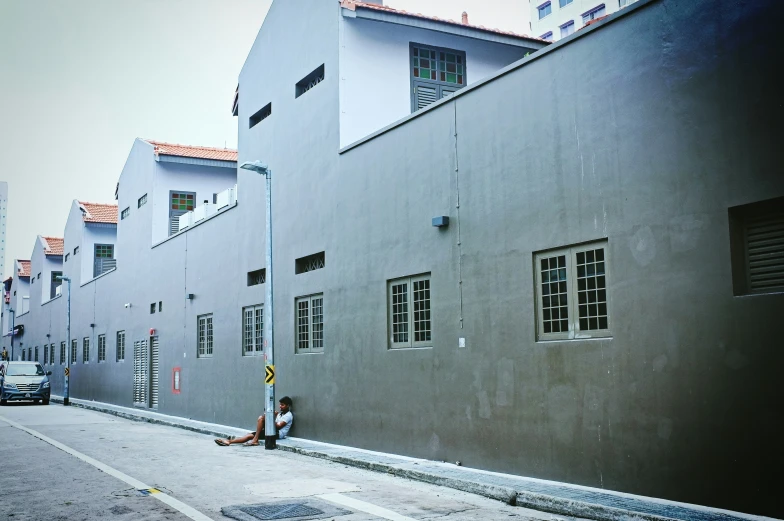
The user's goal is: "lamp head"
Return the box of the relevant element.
[56,275,70,282]
[240,160,270,176]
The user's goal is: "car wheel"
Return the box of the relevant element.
[0,399,6,406]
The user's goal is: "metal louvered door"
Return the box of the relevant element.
[149,336,159,409]
[133,340,149,407]
[746,213,784,293]
[414,82,437,111]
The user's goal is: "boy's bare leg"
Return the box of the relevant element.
[246,415,265,445]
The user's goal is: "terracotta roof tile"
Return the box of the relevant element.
[42,237,64,256]
[79,201,118,224]
[145,140,238,162]
[341,1,547,43]
[18,260,31,278]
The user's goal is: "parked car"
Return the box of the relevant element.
[0,361,52,405]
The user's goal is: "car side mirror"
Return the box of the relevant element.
[46,371,52,376]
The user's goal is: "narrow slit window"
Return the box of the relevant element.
[249,103,272,129]
[295,64,325,98]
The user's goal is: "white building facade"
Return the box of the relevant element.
[530,0,639,41]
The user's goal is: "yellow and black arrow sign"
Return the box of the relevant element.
[265,365,275,385]
[64,367,70,377]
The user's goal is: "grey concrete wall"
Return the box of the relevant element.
[6,0,783,517]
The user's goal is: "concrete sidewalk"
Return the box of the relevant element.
[49,395,774,521]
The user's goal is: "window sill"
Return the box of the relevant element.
[536,336,613,344]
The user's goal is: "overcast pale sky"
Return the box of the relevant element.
[0,0,530,279]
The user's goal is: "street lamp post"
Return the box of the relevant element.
[57,276,71,406]
[240,160,276,450]
[9,308,14,360]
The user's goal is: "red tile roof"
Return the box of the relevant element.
[340,1,547,43]
[79,201,118,224]
[18,260,31,278]
[145,140,238,162]
[42,237,64,256]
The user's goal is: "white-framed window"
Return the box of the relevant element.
[582,4,606,23]
[295,294,324,353]
[559,0,574,6]
[83,337,90,363]
[138,193,147,208]
[60,342,66,365]
[121,207,130,220]
[560,20,575,38]
[534,241,610,341]
[71,339,77,364]
[243,304,263,356]
[388,274,432,349]
[50,344,55,366]
[538,1,552,19]
[98,334,106,362]
[34,346,39,362]
[116,330,125,361]
[43,344,48,364]
[197,314,213,358]
[540,31,553,41]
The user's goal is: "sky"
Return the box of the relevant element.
[0,0,530,280]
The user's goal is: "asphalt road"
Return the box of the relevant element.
[0,403,586,521]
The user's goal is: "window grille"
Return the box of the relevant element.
[169,191,195,236]
[295,64,325,98]
[150,303,156,314]
[116,331,126,361]
[50,344,55,366]
[534,241,610,340]
[121,207,130,220]
[197,314,213,357]
[247,268,266,286]
[83,337,90,363]
[71,339,77,364]
[295,252,325,274]
[729,197,784,295]
[158,301,162,312]
[388,274,432,349]
[98,334,106,362]
[559,0,574,6]
[138,193,147,208]
[60,342,66,365]
[243,304,263,356]
[410,44,466,112]
[295,294,324,353]
[44,344,48,364]
[249,103,272,129]
[35,346,39,362]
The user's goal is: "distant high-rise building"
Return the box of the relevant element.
[0,182,6,279]
[530,0,639,42]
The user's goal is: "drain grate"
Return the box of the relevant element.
[222,499,350,521]
[241,504,322,520]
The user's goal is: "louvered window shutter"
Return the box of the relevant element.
[414,83,438,110]
[441,87,458,99]
[170,211,185,236]
[745,213,784,293]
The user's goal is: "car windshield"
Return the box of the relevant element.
[5,363,45,376]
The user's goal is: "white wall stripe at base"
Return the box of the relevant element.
[318,493,417,521]
[0,415,214,521]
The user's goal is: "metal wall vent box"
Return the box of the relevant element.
[432,216,449,227]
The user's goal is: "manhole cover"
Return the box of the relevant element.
[222,499,350,521]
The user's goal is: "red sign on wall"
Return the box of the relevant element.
[172,367,181,394]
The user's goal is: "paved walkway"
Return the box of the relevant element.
[49,395,775,521]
